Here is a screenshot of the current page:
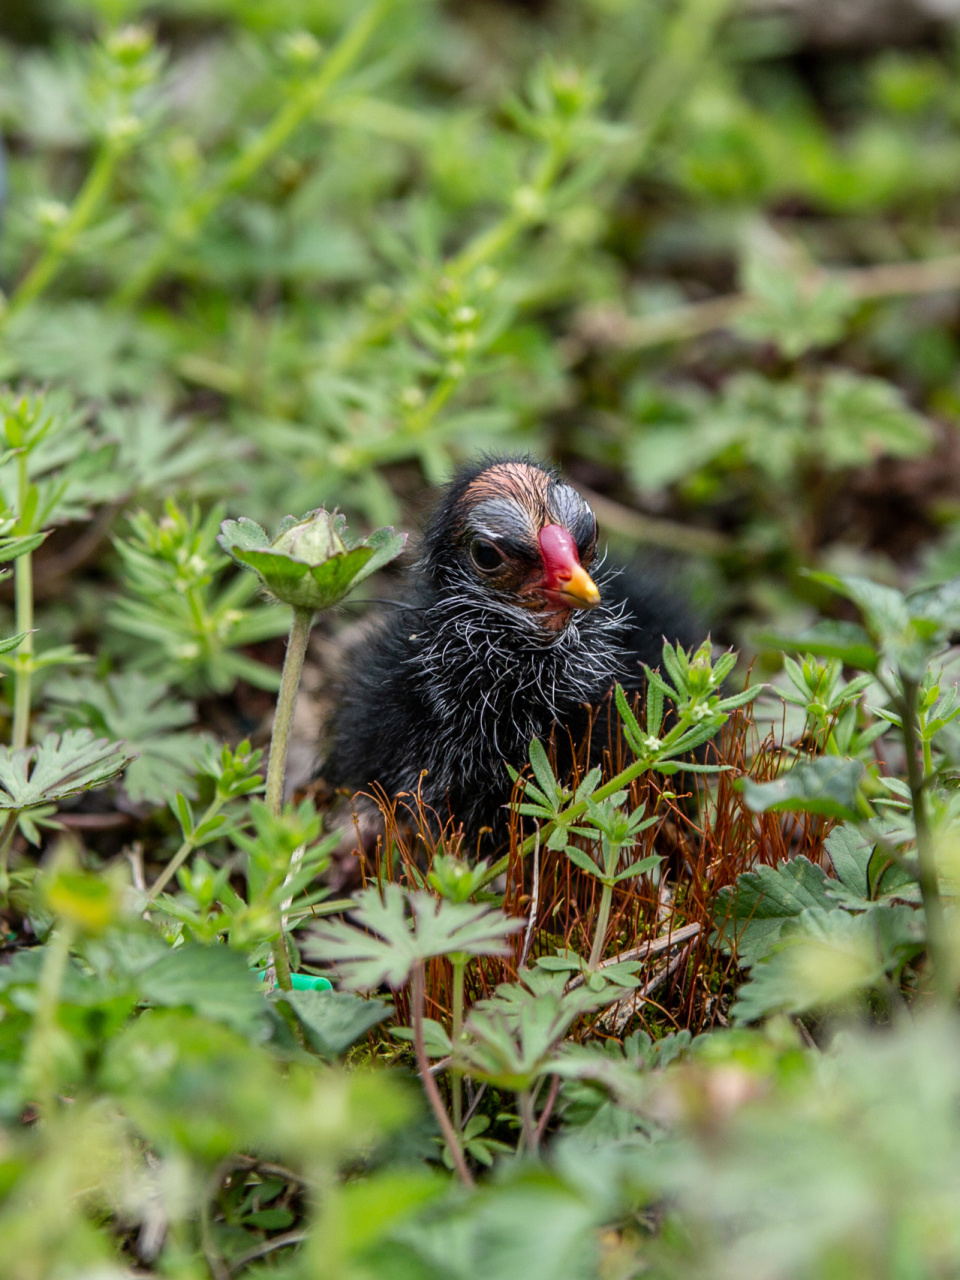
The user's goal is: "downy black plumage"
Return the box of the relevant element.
[322,458,700,841]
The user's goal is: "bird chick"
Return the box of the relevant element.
[322,458,699,842]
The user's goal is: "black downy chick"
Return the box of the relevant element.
[323,458,701,842]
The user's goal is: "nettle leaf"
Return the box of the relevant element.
[713,856,835,967]
[305,884,522,991]
[731,904,924,1023]
[740,757,865,821]
[278,989,391,1059]
[0,730,137,811]
[136,943,266,1036]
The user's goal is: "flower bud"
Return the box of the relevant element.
[219,509,406,612]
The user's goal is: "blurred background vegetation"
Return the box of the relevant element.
[6,0,960,679]
[6,2,960,1278]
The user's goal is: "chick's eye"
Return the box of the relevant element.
[469,538,504,572]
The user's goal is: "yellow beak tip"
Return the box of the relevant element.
[557,567,601,609]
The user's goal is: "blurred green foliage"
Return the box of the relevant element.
[4,0,960,1277]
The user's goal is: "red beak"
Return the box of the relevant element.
[538,525,601,610]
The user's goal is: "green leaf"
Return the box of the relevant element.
[279,989,390,1059]
[220,509,407,611]
[528,738,560,806]
[136,944,267,1035]
[171,792,194,839]
[824,824,874,899]
[216,517,271,553]
[759,620,879,671]
[713,856,835,967]
[391,1017,452,1058]
[565,846,602,878]
[739,757,865,821]
[817,371,931,469]
[731,904,924,1022]
[305,885,522,991]
[348,526,408,587]
[246,1208,295,1230]
[0,730,137,811]
[737,248,854,358]
[0,531,49,563]
[45,672,215,805]
[614,854,662,882]
[0,631,28,657]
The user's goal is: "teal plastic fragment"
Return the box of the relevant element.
[256,970,333,991]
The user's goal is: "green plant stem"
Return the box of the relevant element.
[534,1075,561,1148]
[624,0,733,174]
[411,961,473,1186]
[901,678,954,1005]
[588,882,614,972]
[3,136,128,326]
[145,793,227,902]
[270,934,295,996]
[451,957,466,1132]
[329,130,569,377]
[0,809,20,905]
[922,720,934,783]
[115,0,390,307]
[21,922,73,1118]
[261,606,314,994]
[517,1089,537,1155]
[12,443,35,751]
[266,607,313,818]
[11,553,32,752]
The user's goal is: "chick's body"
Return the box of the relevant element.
[324,460,699,839]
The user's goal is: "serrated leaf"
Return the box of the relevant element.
[824,824,874,899]
[348,527,407,586]
[217,517,271,553]
[280,989,390,1059]
[731,904,924,1023]
[137,944,266,1035]
[391,1016,451,1058]
[220,511,406,611]
[740,757,865,821]
[0,730,136,811]
[45,671,214,805]
[713,856,835,966]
